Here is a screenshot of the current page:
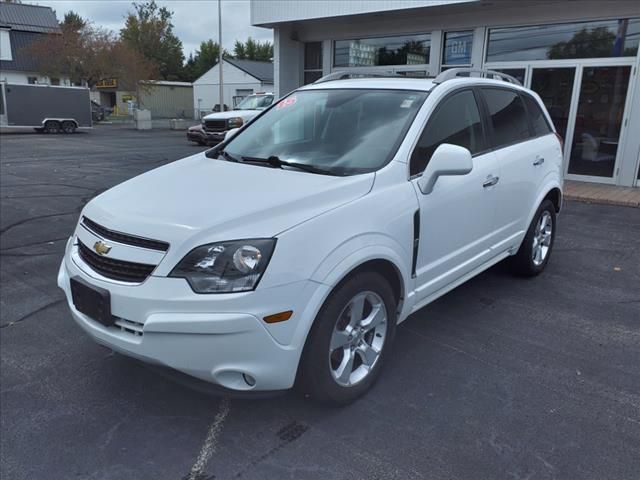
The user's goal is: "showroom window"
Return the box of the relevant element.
[334,34,430,67]
[304,42,323,84]
[441,31,473,69]
[486,18,640,62]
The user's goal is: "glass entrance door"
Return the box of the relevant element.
[567,66,632,178]
[530,67,576,144]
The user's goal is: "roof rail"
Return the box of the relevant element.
[313,70,403,84]
[432,68,522,86]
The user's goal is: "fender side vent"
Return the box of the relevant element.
[412,210,420,278]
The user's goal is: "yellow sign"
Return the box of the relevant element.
[96,79,118,89]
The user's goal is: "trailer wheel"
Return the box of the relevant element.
[61,121,77,134]
[44,121,61,134]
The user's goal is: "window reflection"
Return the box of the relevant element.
[334,35,430,67]
[487,19,640,62]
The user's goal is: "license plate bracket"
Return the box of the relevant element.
[70,277,113,327]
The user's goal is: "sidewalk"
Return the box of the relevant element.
[564,180,640,208]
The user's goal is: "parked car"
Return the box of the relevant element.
[90,100,112,122]
[199,93,274,145]
[58,69,563,405]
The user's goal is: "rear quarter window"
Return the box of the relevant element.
[482,88,531,148]
[522,94,553,137]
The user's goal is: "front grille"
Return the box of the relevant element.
[82,217,169,252]
[77,240,156,283]
[204,119,227,132]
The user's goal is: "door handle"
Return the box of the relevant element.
[483,175,499,188]
[533,156,545,166]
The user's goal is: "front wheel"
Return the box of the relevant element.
[298,271,397,405]
[510,199,556,276]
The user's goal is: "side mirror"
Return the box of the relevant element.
[417,144,473,195]
[225,128,240,141]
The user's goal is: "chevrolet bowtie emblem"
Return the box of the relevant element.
[93,240,112,256]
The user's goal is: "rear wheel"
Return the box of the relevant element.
[61,121,76,134]
[298,271,396,405]
[44,120,61,134]
[510,199,556,276]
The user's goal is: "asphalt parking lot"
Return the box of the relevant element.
[1,126,639,480]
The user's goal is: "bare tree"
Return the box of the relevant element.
[26,13,157,89]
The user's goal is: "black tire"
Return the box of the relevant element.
[61,121,76,134]
[298,271,397,406]
[44,120,61,134]
[510,199,556,276]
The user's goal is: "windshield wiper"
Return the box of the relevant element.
[240,155,338,176]
[219,150,241,162]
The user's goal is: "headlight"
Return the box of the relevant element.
[228,117,244,128]
[169,239,276,293]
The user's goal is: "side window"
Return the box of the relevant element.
[410,90,484,176]
[482,88,531,148]
[522,94,552,137]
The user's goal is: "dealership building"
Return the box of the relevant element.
[250,0,640,187]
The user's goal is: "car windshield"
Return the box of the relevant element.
[234,95,274,110]
[224,89,428,175]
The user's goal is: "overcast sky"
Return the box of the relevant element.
[26,0,273,58]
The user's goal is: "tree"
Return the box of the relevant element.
[183,39,227,81]
[233,37,273,61]
[62,10,86,33]
[120,0,185,80]
[26,13,157,89]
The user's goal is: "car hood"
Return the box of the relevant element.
[82,153,374,249]
[202,110,260,121]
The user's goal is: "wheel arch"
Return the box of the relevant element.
[42,118,79,127]
[526,180,563,229]
[329,258,405,314]
[544,187,562,213]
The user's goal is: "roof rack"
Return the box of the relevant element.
[313,71,403,84]
[432,68,522,86]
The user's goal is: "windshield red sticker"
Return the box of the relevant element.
[276,96,297,109]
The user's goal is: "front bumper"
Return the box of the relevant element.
[57,238,326,391]
[203,130,227,144]
[186,130,205,143]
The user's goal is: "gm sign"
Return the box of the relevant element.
[443,31,473,65]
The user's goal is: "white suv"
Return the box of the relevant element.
[58,69,563,405]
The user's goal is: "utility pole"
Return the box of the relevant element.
[218,0,224,111]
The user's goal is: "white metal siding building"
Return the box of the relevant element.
[251,0,640,187]
[192,58,273,117]
[138,81,194,119]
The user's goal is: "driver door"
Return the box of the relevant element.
[410,88,501,303]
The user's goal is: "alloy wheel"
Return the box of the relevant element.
[532,211,552,266]
[329,291,388,387]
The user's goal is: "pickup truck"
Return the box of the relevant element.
[188,93,274,146]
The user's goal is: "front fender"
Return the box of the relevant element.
[311,234,413,320]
